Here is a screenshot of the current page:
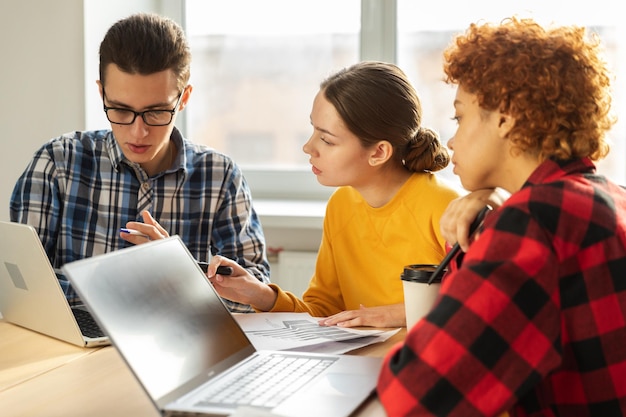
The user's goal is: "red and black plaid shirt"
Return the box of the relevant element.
[378,158,626,416]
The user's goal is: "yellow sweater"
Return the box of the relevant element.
[270,172,460,317]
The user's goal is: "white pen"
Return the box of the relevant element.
[120,228,149,238]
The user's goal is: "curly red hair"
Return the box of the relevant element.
[443,17,616,161]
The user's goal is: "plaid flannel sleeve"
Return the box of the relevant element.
[377,204,565,416]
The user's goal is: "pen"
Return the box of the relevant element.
[120,228,149,238]
[197,262,233,276]
[427,205,492,285]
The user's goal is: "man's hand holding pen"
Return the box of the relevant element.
[119,211,170,244]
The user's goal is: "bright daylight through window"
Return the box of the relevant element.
[184,0,625,200]
[185,0,360,200]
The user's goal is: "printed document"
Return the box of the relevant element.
[235,312,400,354]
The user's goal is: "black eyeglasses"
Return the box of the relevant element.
[102,88,183,126]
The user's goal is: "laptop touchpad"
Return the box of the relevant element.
[274,373,375,417]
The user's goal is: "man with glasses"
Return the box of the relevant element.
[10,13,270,312]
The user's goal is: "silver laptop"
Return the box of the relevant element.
[0,221,109,347]
[62,236,382,417]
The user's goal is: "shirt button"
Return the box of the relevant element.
[142,182,150,190]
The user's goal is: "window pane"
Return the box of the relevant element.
[185,0,360,170]
[398,0,626,185]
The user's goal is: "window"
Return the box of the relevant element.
[184,0,361,200]
[86,1,625,201]
[185,0,626,197]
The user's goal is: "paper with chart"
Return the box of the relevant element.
[234,312,400,355]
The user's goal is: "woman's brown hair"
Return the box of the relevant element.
[321,61,450,173]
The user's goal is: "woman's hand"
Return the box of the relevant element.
[206,255,278,311]
[318,303,406,328]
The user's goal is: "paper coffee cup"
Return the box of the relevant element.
[401,264,443,329]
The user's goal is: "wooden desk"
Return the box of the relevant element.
[0,321,405,416]
[0,321,100,393]
[0,346,160,417]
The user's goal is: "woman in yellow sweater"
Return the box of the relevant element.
[136,61,460,327]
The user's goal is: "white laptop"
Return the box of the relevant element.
[0,221,109,347]
[62,236,382,417]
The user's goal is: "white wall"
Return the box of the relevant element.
[0,0,85,221]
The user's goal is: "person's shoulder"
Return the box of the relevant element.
[497,175,613,237]
[180,138,246,180]
[516,174,594,207]
[182,139,232,163]
[423,172,462,192]
[41,130,111,152]
[406,172,463,202]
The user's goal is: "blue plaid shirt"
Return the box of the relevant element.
[10,128,269,312]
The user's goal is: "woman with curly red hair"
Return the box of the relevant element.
[378,17,626,416]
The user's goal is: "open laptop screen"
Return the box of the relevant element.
[63,237,252,400]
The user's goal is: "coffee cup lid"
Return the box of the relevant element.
[400,264,443,284]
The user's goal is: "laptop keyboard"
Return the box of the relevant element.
[196,353,337,409]
[71,308,106,338]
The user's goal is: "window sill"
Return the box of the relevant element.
[254,199,326,230]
